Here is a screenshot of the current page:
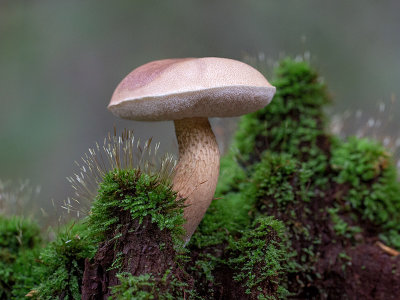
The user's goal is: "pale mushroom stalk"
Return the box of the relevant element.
[173,117,220,242]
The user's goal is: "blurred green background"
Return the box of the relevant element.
[1,1,399,214]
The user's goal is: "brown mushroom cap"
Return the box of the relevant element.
[108,57,275,121]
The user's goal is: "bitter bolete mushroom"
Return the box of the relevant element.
[108,57,275,242]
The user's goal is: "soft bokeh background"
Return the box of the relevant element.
[1,0,399,216]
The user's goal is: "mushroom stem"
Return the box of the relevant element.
[173,117,220,242]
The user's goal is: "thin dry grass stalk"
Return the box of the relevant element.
[376,241,400,257]
[65,128,176,218]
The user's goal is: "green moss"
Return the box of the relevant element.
[0,215,42,299]
[252,152,314,210]
[191,192,253,248]
[35,221,96,300]
[191,153,305,296]
[215,153,247,196]
[233,58,330,164]
[190,154,254,248]
[331,137,400,247]
[192,253,220,284]
[192,153,308,250]
[232,114,266,160]
[251,151,322,278]
[88,168,185,245]
[227,216,290,298]
[327,207,362,239]
[110,269,192,300]
[381,229,400,249]
[331,137,392,185]
[34,168,187,298]
[0,215,41,253]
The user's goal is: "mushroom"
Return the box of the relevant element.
[108,57,275,242]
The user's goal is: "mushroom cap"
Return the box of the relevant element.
[108,57,276,121]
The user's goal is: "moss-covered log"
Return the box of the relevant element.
[81,169,193,299]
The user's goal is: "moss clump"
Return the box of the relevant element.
[81,168,192,298]
[249,153,322,293]
[215,152,248,196]
[34,168,189,299]
[31,159,189,299]
[331,137,400,247]
[189,155,296,298]
[88,168,185,246]
[327,207,362,239]
[227,216,290,299]
[0,215,42,299]
[34,222,96,300]
[252,152,314,211]
[109,269,191,300]
[233,59,330,165]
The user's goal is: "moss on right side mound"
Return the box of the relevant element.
[190,57,400,299]
[226,216,290,299]
[331,137,400,248]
